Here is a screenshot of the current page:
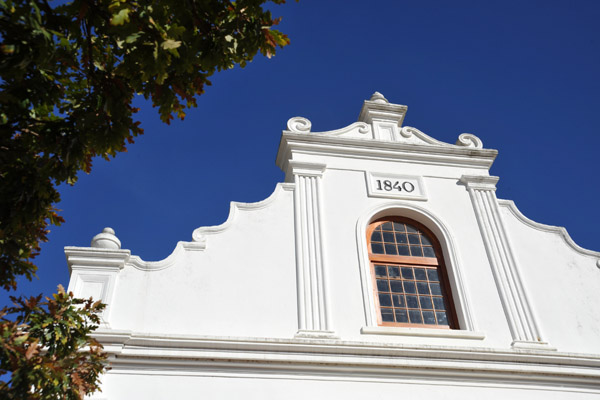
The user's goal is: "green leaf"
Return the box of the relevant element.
[110,8,130,26]
[161,39,181,50]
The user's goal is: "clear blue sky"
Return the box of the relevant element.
[2,0,599,304]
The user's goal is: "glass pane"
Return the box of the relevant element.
[423,247,436,258]
[384,244,398,255]
[388,266,400,277]
[408,234,420,245]
[397,245,410,256]
[376,279,389,292]
[421,235,432,246]
[393,222,405,232]
[381,309,394,322]
[406,295,419,308]
[430,282,442,296]
[427,269,439,281]
[371,231,382,242]
[371,243,384,254]
[417,282,430,294]
[433,297,445,310]
[423,311,436,325]
[436,312,448,325]
[401,267,414,280]
[395,233,408,244]
[406,224,418,233]
[408,310,422,323]
[392,294,405,307]
[390,280,403,293]
[395,309,408,323]
[381,222,393,231]
[414,268,427,281]
[403,281,416,294]
[379,294,392,307]
[410,246,423,257]
[383,231,395,243]
[419,296,433,309]
[375,265,387,277]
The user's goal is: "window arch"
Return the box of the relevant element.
[367,217,458,329]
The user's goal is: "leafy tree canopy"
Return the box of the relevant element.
[0,0,291,290]
[0,286,107,399]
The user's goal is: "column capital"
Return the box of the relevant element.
[289,161,327,177]
[459,175,499,191]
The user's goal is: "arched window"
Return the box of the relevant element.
[367,217,458,329]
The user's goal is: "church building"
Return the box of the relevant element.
[66,93,600,399]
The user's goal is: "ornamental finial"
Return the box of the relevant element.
[91,227,121,249]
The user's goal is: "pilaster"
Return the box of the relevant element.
[460,175,553,350]
[290,161,337,339]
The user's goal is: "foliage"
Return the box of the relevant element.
[0,285,108,399]
[0,0,291,290]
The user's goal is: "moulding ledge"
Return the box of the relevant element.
[360,326,485,340]
[288,160,327,177]
[459,174,500,190]
[277,135,497,173]
[91,330,600,370]
[65,247,130,271]
[294,330,339,340]
[498,199,600,259]
[512,340,556,352]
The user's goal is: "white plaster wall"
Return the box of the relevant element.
[499,203,600,354]
[106,187,298,338]
[97,371,600,400]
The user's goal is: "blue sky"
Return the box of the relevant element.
[3,0,599,303]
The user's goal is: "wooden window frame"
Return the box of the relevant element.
[367,216,459,329]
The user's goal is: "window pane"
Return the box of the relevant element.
[401,267,414,280]
[433,297,445,310]
[419,296,433,309]
[403,281,416,294]
[395,233,408,244]
[383,231,395,243]
[371,231,382,242]
[371,243,384,254]
[423,311,436,325]
[384,244,398,255]
[375,265,387,277]
[381,309,394,322]
[414,268,427,281]
[388,266,400,277]
[390,280,403,293]
[395,309,408,323]
[408,310,422,323]
[379,294,392,307]
[393,222,405,232]
[406,295,418,308]
[410,246,423,257]
[381,222,393,230]
[408,234,420,245]
[430,282,442,296]
[397,245,410,256]
[436,312,448,325]
[376,279,389,292]
[392,295,405,307]
[417,282,430,295]
[427,269,439,281]
[421,235,432,246]
[423,247,436,258]
[406,224,418,233]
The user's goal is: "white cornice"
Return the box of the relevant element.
[276,133,497,174]
[94,330,600,391]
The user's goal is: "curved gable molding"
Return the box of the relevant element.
[191,182,294,242]
[355,202,477,332]
[127,183,294,272]
[499,199,600,259]
[287,117,372,139]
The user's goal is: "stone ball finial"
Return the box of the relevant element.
[91,227,121,249]
[370,91,388,104]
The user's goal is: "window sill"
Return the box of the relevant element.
[361,326,485,340]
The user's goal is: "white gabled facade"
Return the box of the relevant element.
[67,93,600,399]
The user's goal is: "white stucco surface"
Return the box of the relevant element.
[67,93,600,398]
